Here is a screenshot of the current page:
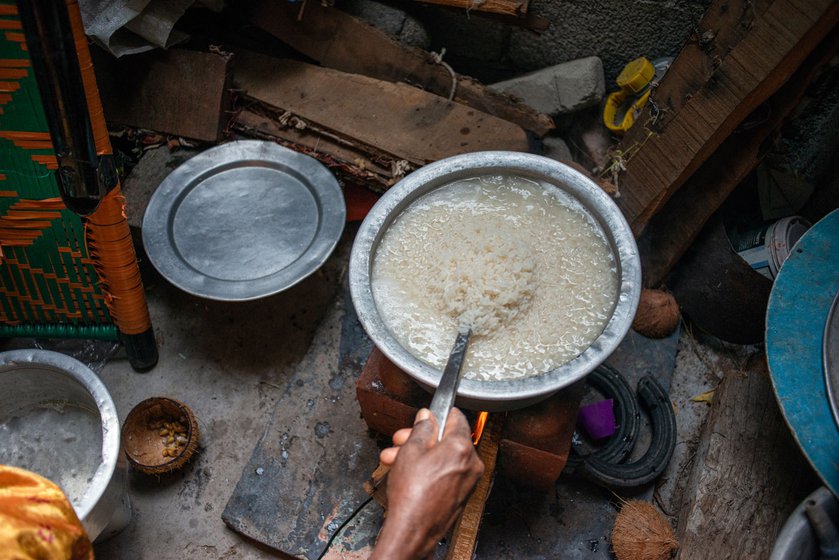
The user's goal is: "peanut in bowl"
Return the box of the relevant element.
[121,397,199,475]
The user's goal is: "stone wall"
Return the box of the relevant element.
[343,0,711,83]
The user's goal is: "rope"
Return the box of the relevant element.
[430,48,457,102]
[67,0,109,156]
[466,0,486,16]
[84,188,150,335]
[67,0,152,335]
[599,124,655,198]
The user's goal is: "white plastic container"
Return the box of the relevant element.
[733,216,811,279]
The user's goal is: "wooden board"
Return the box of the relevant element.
[674,356,818,558]
[639,25,839,287]
[233,108,399,191]
[233,52,531,166]
[409,0,528,16]
[445,414,503,560]
[222,282,380,559]
[626,0,773,137]
[248,0,554,137]
[613,0,839,236]
[92,47,231,142]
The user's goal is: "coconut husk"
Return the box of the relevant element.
[121,397,199,475]
[632,289,680,338]
[611,500,678,560]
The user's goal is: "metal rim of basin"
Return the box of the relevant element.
[349,151,641,412]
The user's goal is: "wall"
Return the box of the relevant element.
[363,0,711,84]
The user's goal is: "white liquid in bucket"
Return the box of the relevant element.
[0,402,103,508]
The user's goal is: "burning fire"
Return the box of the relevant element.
[471,411,489,445]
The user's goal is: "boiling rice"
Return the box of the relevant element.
[371,174,618,381]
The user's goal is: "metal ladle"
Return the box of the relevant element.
[428,326,472,441]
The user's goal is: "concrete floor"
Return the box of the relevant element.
[0,222,755,559]
[90,231,353,559]
[0,146,759,559]
[80,237,722,559]
[0,246,781,560]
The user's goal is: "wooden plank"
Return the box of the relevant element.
[630,0,773,136]
[233,108,400,191]
[363,462,391,509]
[249,0,555,137]
[445,413,504,560]
[408,0,528,17]
[222,287,381,560]
[674,355,818,558]
[92,48,231,142]
[612,0,839,235]
[233,52,531,166]
[640,25,839,287]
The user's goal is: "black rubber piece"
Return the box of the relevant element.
[805,498,839,559]
[577,375,677,489]
[121,327,159,372]
[565,364,640,471]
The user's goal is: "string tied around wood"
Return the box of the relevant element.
[430,48,458,102]
[599,126,656,198]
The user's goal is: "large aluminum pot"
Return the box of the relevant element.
[349,152,641,411]
[0,349,129,541]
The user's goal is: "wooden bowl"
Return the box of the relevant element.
[121,397,199,475]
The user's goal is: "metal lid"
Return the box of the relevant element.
[142,141,346,301]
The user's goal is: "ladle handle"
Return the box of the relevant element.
[428,327,471,441]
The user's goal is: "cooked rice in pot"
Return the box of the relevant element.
[371,175,618,381]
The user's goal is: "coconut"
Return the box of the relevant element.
[611,500,678,560]
[121,397,199,475]
[632,289,680,338]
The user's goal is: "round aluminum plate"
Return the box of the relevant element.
[349,151,640,412]
[142,141,345,301]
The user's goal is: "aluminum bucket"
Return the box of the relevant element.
[0,349,130,541]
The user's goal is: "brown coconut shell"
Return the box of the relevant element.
[632,289,680,338]
[122,397,199,475]
[611,500,678,560]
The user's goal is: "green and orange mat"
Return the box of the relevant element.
[0,1,156,369]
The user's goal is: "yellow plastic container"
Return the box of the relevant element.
[616,57,655,94]
[603,57,656,134]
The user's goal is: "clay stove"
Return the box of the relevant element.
[356,347,584,491]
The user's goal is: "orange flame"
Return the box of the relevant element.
[471,411,489,445]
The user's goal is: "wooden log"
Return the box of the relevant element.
[232,108,399,191]
[612,0,839,236]
[408,0,528,17]
[92,47,231,142]
[639,25,839,288]
[233,52,531,167]
[674,355,818,558]
[445,413,504,560]
[248,0,554,137]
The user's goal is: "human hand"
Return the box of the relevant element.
[371,408,484,560]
